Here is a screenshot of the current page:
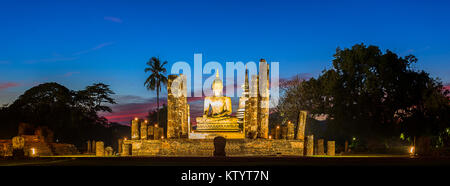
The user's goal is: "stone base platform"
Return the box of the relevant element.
[123,139,304,157]
[188,131,245,139]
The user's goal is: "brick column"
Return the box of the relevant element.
[306,135,314,156]
[131,118,140,140]
[327,141,335,156]
[317,139,324,155]
[95,141,104,156]
[141,121,148,140]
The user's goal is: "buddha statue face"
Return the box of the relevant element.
[211,70,223,97]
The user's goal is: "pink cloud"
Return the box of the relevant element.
[64,71,80,77]
[104,16,123,23]
[73,42,113,56]
[0,82,20,91]
[100,95,209,125]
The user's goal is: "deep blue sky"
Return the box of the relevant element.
[1,0,450,122]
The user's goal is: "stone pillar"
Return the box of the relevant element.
[122,143,130,156]
[327,141,335,156]
[281,126,288,139]
[182,104,190,138]
[345,140,349,153]
[118,139,123,154]
[317,139,324,155]
[167,75,177,138]
[306,135,314,156]
[92,140,96,154]
[158,128,164,139]
[167,74,188,139]
[95,141,104,156]
[258,59,270,139]
[141,121,148,140]
[87,140,91,153]
[181,75,189,137]
[269,128,274,139]
[131,118,140,140]
[296,111,307,140]
[148,126,155,140]
[247,75,259,139]
[287,121,295,140]
[154,127,162,140]
[275,126,280,139]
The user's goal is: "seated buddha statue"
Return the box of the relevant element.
[196,70,239,132]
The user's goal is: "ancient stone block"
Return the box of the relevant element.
[327,141,335,156]
[95,141,104,156]
[105,146,113,156]
[213,136,226,157]
[306,135,314,156]
[296,111,307,140]
[317,139,324,155]
[122,143,130,156]
[12,136,24,150]
[131,118,140,140]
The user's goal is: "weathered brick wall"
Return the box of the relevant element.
[0,140,13,156]
[1,137,79,157]
[125,139,304,156]
[49,143,79,155]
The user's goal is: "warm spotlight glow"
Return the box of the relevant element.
[134,117,138,121]
[155,124,158,128]
[276,126,280,129]
[161,136,164,139]
[409,146,415,154]
[124,137,127,141]
[269,135,272,139]
[31,148,36,155]
[145,120,148,123]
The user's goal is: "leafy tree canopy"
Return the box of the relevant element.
[277,44,449,145]
[1,82,118,147]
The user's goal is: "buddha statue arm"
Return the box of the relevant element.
[224,97,232,115]
[203,98,210,116]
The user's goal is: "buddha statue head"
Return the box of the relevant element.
[212,69,223,97]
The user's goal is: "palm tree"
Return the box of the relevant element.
[144,57,168,125]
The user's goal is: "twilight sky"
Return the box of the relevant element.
[1,0,449,124]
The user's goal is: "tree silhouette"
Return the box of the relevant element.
[144,57,168,125]
[277,44,450,150]
[1,82,118,147]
